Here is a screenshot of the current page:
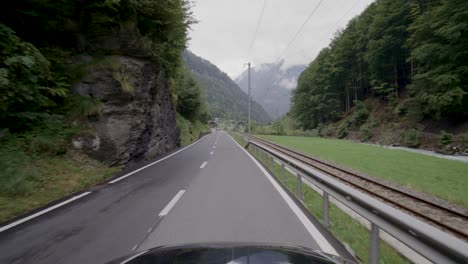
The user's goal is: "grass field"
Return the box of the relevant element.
[260,135,468,208]
[230,133,410,264]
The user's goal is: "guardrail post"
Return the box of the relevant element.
[370,223,379,264]
[323,192,330,228]
[281,163,285,183]
[297,174,303,200]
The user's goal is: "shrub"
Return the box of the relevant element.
[350,101,370,126]
[394,98,423,123]
[272,121,285,135]
[400,129,420,147]
[337,122,349,139]
[319,124,335,137]
[360,123,373,142]
[439,131,453,146]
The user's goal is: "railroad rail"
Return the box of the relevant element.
[249,135,468,241]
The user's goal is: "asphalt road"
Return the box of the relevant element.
[0,131,337,264]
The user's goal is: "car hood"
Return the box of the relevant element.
[108,242,355,264]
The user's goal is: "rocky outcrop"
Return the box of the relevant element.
[72,56,180,165]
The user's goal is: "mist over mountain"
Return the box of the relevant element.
[235,61,306,119]
[183,51,271,123]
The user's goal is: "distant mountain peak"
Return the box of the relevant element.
[235,61,306,118]
[183,50,271,123]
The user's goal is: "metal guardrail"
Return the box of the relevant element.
[247,139,468,264]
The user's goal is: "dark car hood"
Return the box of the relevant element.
[108,242,355,264]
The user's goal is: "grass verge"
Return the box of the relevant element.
[229,132,410,264]
[259,135,468,208]
[0,148,119,224]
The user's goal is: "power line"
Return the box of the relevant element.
[278,0,324,61]
[249,0,267,55]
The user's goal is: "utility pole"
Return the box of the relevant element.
[248,62,251,142]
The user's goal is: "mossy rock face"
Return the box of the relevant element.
[71,56,179,165]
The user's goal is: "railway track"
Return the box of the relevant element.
[248,135,468,241]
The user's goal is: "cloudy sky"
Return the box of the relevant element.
[188,0,374,78]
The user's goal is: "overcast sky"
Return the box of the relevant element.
[188,0,374,78]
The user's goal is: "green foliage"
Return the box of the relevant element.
[337,121,350,139]
[70,96,103,120]
[439,131,454,146]
[408,0,468,117]
[460,133,468,150]
[394,98,424,124]
[400,128,420,147]
[172,67,207,122]
[318,124,335,137]
[176,113,209,146]
[360,123,373,142]
[350,101,370,126]
[0,24,69,131]
[291,0,468,130]
[112,64,135,94]
[271,120,285,135]
[0,117,76,196]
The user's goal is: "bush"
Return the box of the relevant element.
[319,124,335,137]
[439,131,453,146]
[360,123,373,142]
[394,98,423,123]
[337,122,350,139]
[272,121,285,135]
[350,101,370,126]
[400,129,420,147]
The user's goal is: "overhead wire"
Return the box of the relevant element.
[248,0,267,57]
[277,0,324,61]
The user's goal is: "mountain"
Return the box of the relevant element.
[235,61,306,119]
[183,51,271,123]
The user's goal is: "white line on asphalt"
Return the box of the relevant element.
[213,146,216,149]
[210,151,214,155]
[200,161,207,169]
[147,227,152,233]
[110,136,205,184]
[158,190,186,217]
[228,133,339,256]
[132,244,138,252]
[0,192,92,233]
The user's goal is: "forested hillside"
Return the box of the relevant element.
[235,61,306,118]
[291,0,467,151]
[0,0,207,221]
[183,50,271,123]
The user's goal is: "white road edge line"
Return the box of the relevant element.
[110,137,205,184]
[228,133,339,256]
[210,151,214,155]
[200,161,208,169]
[0,192,92,233]
[158,190,186,217]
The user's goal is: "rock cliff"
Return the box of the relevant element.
[72,56,179,165]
